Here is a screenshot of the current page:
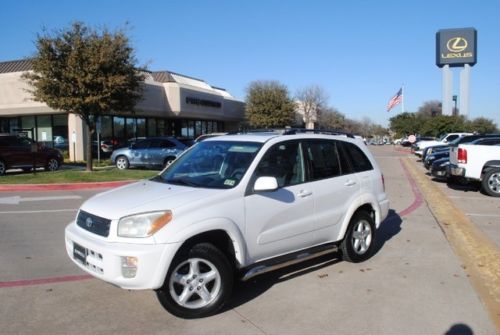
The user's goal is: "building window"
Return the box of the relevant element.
[148,118,157,136]
[100,116,113,140]
[113,116,125,146]
[20,116,36,139]
[53,114,68,150]
[136,118,146,138]
[37,115,52,145]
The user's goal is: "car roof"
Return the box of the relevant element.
[203,130,357,144]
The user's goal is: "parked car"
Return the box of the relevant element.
[0,135,63,175]
[448,139,500,196]
[65,131,390,318]
[413,133,471,157]
[53,136,69,150]
[426,134,500,178]
[194,132,228,143]
[110,136,187,170]
[424,148,450,170]
[430,157,451,180]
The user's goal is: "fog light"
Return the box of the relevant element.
[121,256,138,278]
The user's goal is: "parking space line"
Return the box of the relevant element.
[0,274,92,288]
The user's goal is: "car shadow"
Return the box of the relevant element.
[226,253,342,311]
[373,209,402,255]
[224,209,402,312]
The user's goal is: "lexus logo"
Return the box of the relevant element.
[86,217,94,228]
[447,37,468,52]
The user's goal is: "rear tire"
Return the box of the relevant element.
[156,243,233,319]
[482,168,500,197]
[341,211,376,263]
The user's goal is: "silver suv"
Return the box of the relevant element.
[65,130,389,318]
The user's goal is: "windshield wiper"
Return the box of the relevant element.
[167,178,200,187]
[150,175,167,183]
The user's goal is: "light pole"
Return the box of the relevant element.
[452,95,458,116]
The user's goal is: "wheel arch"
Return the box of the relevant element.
[481,161,500,175]
[336,194,379,242]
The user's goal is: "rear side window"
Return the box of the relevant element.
[304,140,341,181]
[339,141,373,173]
[134,140,151,149]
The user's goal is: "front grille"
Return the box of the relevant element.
[76,210,111,237]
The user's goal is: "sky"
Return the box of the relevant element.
[1,0,499,127]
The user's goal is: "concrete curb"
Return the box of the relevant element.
[0,180,135,192]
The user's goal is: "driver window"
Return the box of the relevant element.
[255,141,304,188]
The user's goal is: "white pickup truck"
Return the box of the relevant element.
[448,144,500,197]
[413,132,472,157]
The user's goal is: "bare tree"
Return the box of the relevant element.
[417,100,442,117]
[317,107,345,130]
[295,85,329,129]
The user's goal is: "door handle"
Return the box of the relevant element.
[297,190,313,198]
[344,179,356,187]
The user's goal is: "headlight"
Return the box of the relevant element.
[117,211,172,238]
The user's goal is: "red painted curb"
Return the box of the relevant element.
[0,274,93,288]
[398,158,423,217]
[0,180,135,192]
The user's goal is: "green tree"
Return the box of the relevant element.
[245,81,296,128]
[465,117,498,133]
[389,112,421,137]
[419,115,466,136]
[23,22,144,171]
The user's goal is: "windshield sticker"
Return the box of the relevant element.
[224,179,236,187]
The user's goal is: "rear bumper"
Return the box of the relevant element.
[447,164,465,177]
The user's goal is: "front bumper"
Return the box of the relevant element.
[65,222,181,290]
[447,164,465,177]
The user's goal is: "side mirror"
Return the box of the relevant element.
[254,176,278,192]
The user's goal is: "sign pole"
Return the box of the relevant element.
[460,64,471,119]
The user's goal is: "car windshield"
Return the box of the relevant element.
[152,141,262,189]
[437,134,447,141]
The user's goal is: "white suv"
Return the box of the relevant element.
[65,131,389,318]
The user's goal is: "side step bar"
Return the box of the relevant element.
[241,244,339,281]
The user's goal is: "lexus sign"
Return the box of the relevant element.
[436,28,477,67]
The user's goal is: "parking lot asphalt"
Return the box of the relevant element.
[0,145,498,335]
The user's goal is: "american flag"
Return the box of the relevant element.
[387,88,403,111]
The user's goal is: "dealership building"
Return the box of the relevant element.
[0,59,245,160]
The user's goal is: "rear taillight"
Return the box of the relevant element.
[457,148,467,164]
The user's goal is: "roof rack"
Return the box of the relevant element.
[282,128,355,138]
[226,128,355,138]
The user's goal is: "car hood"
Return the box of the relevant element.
[416,140,440,148]
[80,179,218,220]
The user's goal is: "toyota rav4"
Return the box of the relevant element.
[65,130,390,318]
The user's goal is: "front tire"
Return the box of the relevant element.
[45,158,60,171]
[0,160,6,175]
[482,168,500,197]
[341,211,376,263]
[115,156,129,170]
[156,243,233,319]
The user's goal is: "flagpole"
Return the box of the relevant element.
[401,84,405,113]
